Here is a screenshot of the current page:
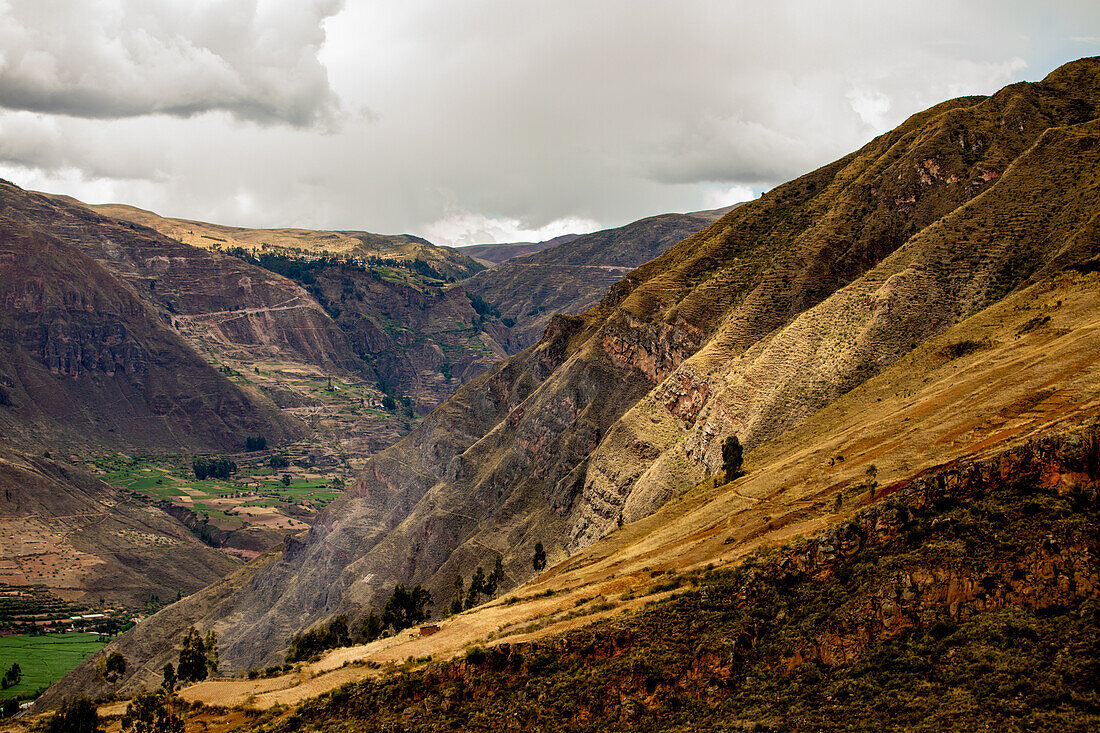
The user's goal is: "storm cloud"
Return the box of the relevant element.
[0,1,1097,244]
[0,0,342,125]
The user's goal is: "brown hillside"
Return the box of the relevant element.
[44,57,1100,695]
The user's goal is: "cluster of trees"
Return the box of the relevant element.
[285,615,351,663]
[46,697,99,733]
[244,435,267,451]
[466,292,500,319]
[449,557,505,615]
[1,662,20,689]
[93,652,125,686]
[360,583,433,643]
[170,627,218,685]
[191,456,236,480]
[376,377,411,413]
[270,453,290,469]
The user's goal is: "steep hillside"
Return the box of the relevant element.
[43,57,1100,695]
[459,234,581,266]
[227,251,518,416]
[462,207,734,348]
[272,427,1100,732]
[49,253,1100,710]
[0,448,240,607]
[0,213,294,455]
[70,201,485,282]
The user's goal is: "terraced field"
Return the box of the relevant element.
[90,453,348,558]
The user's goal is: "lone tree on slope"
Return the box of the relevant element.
[722,435,744,481]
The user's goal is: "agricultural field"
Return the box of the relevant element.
[0,633,104,699]
[89,450,352,559]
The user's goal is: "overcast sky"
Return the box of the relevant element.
[1,1,1098,245]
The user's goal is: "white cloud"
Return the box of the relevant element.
[0,1,1096,242]
[423,211,601,247]
[0,0,343,126]
[702,185,756,210]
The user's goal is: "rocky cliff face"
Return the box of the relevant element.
[0,213,295,454]
[53,58,1100,681]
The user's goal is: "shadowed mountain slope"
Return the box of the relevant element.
[44,58,1100,692]
[0,211,295,455]
[0,447,240,606]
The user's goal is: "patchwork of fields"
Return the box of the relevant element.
[0,633,104,700]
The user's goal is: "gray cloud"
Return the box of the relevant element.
[0,0,343,126]
[0,1,1097,243]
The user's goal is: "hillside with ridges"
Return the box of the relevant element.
[0,214,295,454]
[39,57,1100,701]
[72,201,486,282]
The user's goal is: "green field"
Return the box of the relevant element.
[0,633,105,699]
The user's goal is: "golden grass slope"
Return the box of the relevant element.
[165,263,1100,712]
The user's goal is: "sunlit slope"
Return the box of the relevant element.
[43,57,1100,691]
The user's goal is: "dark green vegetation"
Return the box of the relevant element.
[45,696,99,733]
[285,615,351,663]
[176,628,217,682]
[122,690,183,733]
[0,634,104,700]
[191,456,237,481]
[1,663,20,689]
[721,435,743,481]
[290,445,1100,732]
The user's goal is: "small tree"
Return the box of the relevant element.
[1,662,20,689]
[95,652,125,687]
[47,697,99,733]
[532,542,547,572]
[359,610,383,642]
[465,567,486,610]
[449,576,464,617]
[161,663,176,693]
[203,630,219,676]
[722,435,744,481]
[281,474,292,487]
[177,627,207,683]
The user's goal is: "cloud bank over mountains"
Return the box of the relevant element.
[0,0,1097,244]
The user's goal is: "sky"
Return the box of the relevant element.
[0,1,1098,246]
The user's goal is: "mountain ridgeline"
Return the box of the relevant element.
[40,55,1099,704]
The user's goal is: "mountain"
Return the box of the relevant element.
[458,234,581,266]
[461,206,737,348]
[0,447,240,607]
[45,57,1100,703]
[67,200,486,282]
[0,203,296,455]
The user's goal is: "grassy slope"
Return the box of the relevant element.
[293,443,1099,732]
[72,201,485,282]
[167,262,1100,716]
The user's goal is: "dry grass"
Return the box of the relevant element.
[176,270,1100,710]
